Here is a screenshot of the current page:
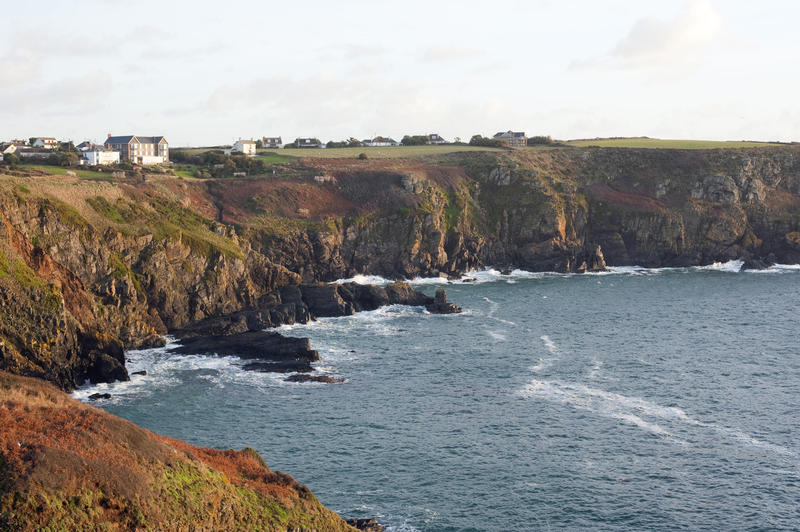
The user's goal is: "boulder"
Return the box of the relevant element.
[425,288,462,314]
[88,392,111,400]
[346,518,386,531]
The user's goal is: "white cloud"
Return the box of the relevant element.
[575,0,724,70]
[422,44,480,63]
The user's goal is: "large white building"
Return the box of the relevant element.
[104,135,169,164]
[81,147,120,166]
[32,137,58,149]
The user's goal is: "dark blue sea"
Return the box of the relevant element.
[77,262,800,531]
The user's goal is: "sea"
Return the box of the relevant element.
[75,261,800,531]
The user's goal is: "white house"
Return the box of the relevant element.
[427,134,447,145]
[493,131,527,147]
[32,137,58,149]
[226,138,257,156]
[81,147,120,166]
[104,135,169,164]
[366,136,399,147]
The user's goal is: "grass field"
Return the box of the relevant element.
[563,138,787,149]
[19,164,110,179]
[280,145,502,158]
[175,145,503,159]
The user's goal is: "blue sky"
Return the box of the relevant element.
[0,0,797,146]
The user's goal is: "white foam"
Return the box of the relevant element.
[331,274,394,285]
[540,335,559,354]
[486,330,506,341]
[696,259,744,272]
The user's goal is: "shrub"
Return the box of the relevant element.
[528,135,554,146]
[469,135,505,148]
[358,153,368,160]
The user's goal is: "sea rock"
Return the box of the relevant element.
[426,288,462,314]
[741,258,770,270]
[286,374,345,384]
[346,518,386,531]
[243,360,314,373]
[130,370,147,376]
[172,331,320,363]
[88,392,111,400]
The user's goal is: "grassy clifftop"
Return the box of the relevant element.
[0,371,355,531]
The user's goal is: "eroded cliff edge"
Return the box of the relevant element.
[1,145,799,390]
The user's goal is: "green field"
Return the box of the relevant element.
[279,145,503,158]
[563,138,786,149]
[19,164,110,179]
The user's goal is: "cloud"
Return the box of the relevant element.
[0,71,113,117]
[422,44,479,63]
[575,0,724,70]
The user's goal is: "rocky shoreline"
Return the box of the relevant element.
[165,281,461,385]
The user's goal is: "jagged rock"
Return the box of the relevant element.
[346,518,386,531]
[426,288,462,314]
[130,370,147,376]
[172,331,320,363]
[88,392,111,400]
[243,360,314,373]
[741,258,770,270]
[285,374,345,384]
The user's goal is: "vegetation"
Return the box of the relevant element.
[527,135,555,146]
[401,135,429,146]
[0,372,355,531]
[563,137,786,149]
[469,135,505,148]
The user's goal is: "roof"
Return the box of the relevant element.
[36,137,57,142]
[493,131,526,139]
[105,135,167,145]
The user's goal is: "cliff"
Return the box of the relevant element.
[0,371,355,531]
[2,145,800,390]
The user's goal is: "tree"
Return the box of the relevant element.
[469,135,504,147]
[401,135,428,146]
[4,153,18,168]
[347,137,362,148]
[255,139,264,149]
[29,137,37,146]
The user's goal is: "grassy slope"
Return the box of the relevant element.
[563,138,786,149]
[0,371,355,532]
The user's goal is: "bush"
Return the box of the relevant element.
[3,153,19,168]
[401,135,428,146]
[358,153,368,160]
[528,135,554,146]
[469,135,505,148]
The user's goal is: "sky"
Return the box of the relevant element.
[0,0,797,146]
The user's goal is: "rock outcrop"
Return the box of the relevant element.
[2,145,800,390]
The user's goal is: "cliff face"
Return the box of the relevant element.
[0,371,355,531]
[1,145,799,390]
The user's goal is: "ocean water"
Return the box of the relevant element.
[77,262,800,531]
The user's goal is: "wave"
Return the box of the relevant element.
[72,338,346,402]
[517,377,796,457]
[329,261,800,286]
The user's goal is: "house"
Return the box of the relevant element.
[427,134,447,145]
[32,137,58,149]
[0,143,18,155]
[366,136,399,147]
[262,137,283,149]
[15,148,50,159]
[80,146,120,166]
[295,138,321,149]
[225,138,257,156]
[104,134,169,164]
[76,141,97,152]
[493,131,527,147]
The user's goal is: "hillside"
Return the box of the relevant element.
[0,371,355,531]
